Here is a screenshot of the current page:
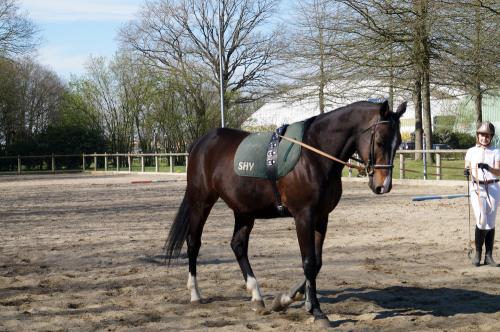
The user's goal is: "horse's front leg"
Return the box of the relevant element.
[294,216,330,326]
[271,218,327,313]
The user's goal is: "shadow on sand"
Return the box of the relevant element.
[138,254,233,266]
[320,286,500,318]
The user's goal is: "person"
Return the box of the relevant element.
[464,121,500,267]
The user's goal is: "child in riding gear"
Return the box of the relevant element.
[464,121,500,267]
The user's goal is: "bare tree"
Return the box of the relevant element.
[337,0,443,161]
[436,0,499,125]
[0,0,39,57]
[77,56,137,153]
[119,0,284,126]
[278,0,344,114]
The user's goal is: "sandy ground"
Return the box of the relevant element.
[0,173,499,331]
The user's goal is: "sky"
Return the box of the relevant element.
[20,0,145,81]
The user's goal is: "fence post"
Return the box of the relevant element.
[52,154,55,173]
[185,153,188,173]
[423,140,427,180]
[82,153,85,171]
[128,153,131,173]
[436,151,441,180]
[94,153,97,171]
[170,155,174,173]
[399,153,405,179]
[141,155,145,173]
[17,155,21,175]
[116,153,119,172]
[155,154,159,172]
[104,152,108,172]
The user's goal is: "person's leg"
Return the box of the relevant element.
[472,226,487,266]
[484,184,498,266]
[484,229,497,266]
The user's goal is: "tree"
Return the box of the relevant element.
[0,0,39,57]
[279,0,343,114]
[436,0,499,124]
[0,57,64,155]
[336,0,445,161]
[76,56,136,153]
[119,0,284,128]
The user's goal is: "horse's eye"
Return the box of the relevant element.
[375,136,386,145]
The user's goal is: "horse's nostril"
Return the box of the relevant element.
[375,186,384,194]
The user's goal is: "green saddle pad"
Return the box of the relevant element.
[234,121,305,179]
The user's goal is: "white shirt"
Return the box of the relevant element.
[465,145,500,181]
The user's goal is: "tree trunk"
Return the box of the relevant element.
[318,22,326,114]
[474,83,483,125]
[422,70,433,163]
[413,77,423,161]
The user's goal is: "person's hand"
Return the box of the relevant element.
[464,168,470,177]
[477,163,490,171]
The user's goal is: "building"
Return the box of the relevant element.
[243,85,461,137]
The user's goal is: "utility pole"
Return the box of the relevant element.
[218,0,225,128]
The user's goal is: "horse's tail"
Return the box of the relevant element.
[165,194,190,266]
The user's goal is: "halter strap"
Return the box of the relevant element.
[361,119,394,175]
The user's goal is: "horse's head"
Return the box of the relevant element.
[356,101,406,195]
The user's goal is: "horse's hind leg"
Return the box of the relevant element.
[231,213,265,311]
[186,195,217,304]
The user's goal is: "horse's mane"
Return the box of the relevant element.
[302,101,389,131]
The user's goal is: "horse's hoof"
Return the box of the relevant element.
[292,292,304,301]
[270,294,285,312]
[190,299,202,306]
[252,300,268,314]
[314,317,331,328]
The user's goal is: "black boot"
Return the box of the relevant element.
[484,229,498,266]
[472,226,486,266]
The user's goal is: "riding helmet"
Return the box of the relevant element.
[476,121,495,137]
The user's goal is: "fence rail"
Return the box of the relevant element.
[347,149,467,180]
[0,149,468,180]
[0,152,189,175]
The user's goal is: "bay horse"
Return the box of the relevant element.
[165,100,407,326]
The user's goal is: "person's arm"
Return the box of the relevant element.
[477,160,500,176]
[490,161,500,176]
[464,154,471,177]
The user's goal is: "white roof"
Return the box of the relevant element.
[244,84,462,134]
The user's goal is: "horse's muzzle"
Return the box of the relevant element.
[369,171,393,195]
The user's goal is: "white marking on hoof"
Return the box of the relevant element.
[187,273,201,302]
[280,294,293,307]
[270,293,294,312]
[246,276,263,302]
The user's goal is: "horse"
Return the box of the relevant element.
[165,100,407,327]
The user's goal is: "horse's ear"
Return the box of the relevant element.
[395,102,407,118]
[379,100,390,118]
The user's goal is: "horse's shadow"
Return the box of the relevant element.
[319,286,500,318]
[138,254,233,266]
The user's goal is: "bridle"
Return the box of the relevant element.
[353,119,396,176]
[277,117,398,176]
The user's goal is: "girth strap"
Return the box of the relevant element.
[266,124,289,216]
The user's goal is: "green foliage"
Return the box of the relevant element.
[432,130,475,149]
[38,124,105,154]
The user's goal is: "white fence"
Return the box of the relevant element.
[0,150,467,180]
[0,153,189,175]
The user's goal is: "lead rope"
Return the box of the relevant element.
[277,134,366,172]
[466,174,473,258]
